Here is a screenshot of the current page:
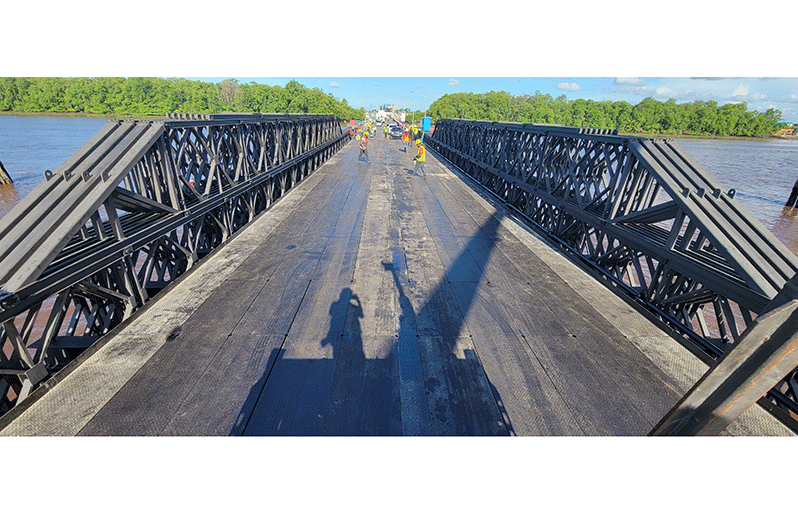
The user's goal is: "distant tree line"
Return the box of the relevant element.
[426,91,783,137]
[0,78,366,120]
[1,79,783,137]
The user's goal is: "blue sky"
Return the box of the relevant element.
[9,2,798,119]
[186,77,798,121]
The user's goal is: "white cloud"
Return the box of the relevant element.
[614,77,646,86]
[655,86,675,97]
[329,81,340,88]
[731,84,766,102]
[557,82,580,92]
[448,79,460,86]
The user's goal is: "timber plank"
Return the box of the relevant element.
[283,274,356,355]
[325,334,402,436]
[78,273,267,436]
[417,335,508,436]
[449,280,584,436]
[161,333,285,436]
[241,338,337,436]
[391,175,470,338]
[310,177,370,283]
[348,247,399,337]
[405,162,582,435]
[521,268,684,425]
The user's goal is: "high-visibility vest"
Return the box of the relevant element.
[402,132,409,142]
[416,144,426,162]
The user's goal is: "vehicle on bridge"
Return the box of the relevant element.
[388,125,403,139]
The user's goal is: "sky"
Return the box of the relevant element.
[9,1,798,119]
[185,76,798,121]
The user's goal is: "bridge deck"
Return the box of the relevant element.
[1,133,789,436]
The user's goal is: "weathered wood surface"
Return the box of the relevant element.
[3,134,791,436]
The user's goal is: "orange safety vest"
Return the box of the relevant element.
[416,144,426,162]
[402,132,409,142]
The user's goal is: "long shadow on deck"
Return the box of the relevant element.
[230,184,512,436]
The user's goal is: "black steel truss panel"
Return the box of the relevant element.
[426,119,798,430]
[0,113,350,413]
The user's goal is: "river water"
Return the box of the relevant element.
[0,115,108,218]
[1,115,797,255]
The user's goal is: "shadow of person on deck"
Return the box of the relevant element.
[230,176,513,435]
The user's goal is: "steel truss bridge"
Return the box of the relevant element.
[426,119,798,430]
[1,114,797,432]
[0,113,349,412]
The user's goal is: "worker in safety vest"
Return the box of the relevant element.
[402,129,410,152]
[412,138,426,177]
[359,131,370,163]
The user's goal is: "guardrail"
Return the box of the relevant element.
[0,113,351,413]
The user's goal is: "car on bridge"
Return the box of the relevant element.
[388,125,403,139]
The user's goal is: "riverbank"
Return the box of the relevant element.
[624,131,773,141]
[0,111,163,120]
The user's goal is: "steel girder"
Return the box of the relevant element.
[426,119,798,430]
[0,113,350,413]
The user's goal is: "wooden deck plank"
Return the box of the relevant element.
[77,275,268,436]
[400,172,581,434]
[324,334,402,436]
[242,339,337,436]
[417,335,508,435]
[384,155,510,435]
[161,333,286,436]
[448,279,585,435]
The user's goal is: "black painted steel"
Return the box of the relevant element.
[0,113,350,412]
[426,119,798,430]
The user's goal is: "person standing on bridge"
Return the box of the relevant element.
[402,129,410,153]
[412,138,426,177]
[359,131,370,163]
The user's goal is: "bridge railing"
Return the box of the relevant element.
[0,113,351,413]
[426,118,798,431]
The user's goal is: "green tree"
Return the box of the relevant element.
[216,79,241,110]
[631,97,664,132]
[694,100,720,135]
[610,101,633,131]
